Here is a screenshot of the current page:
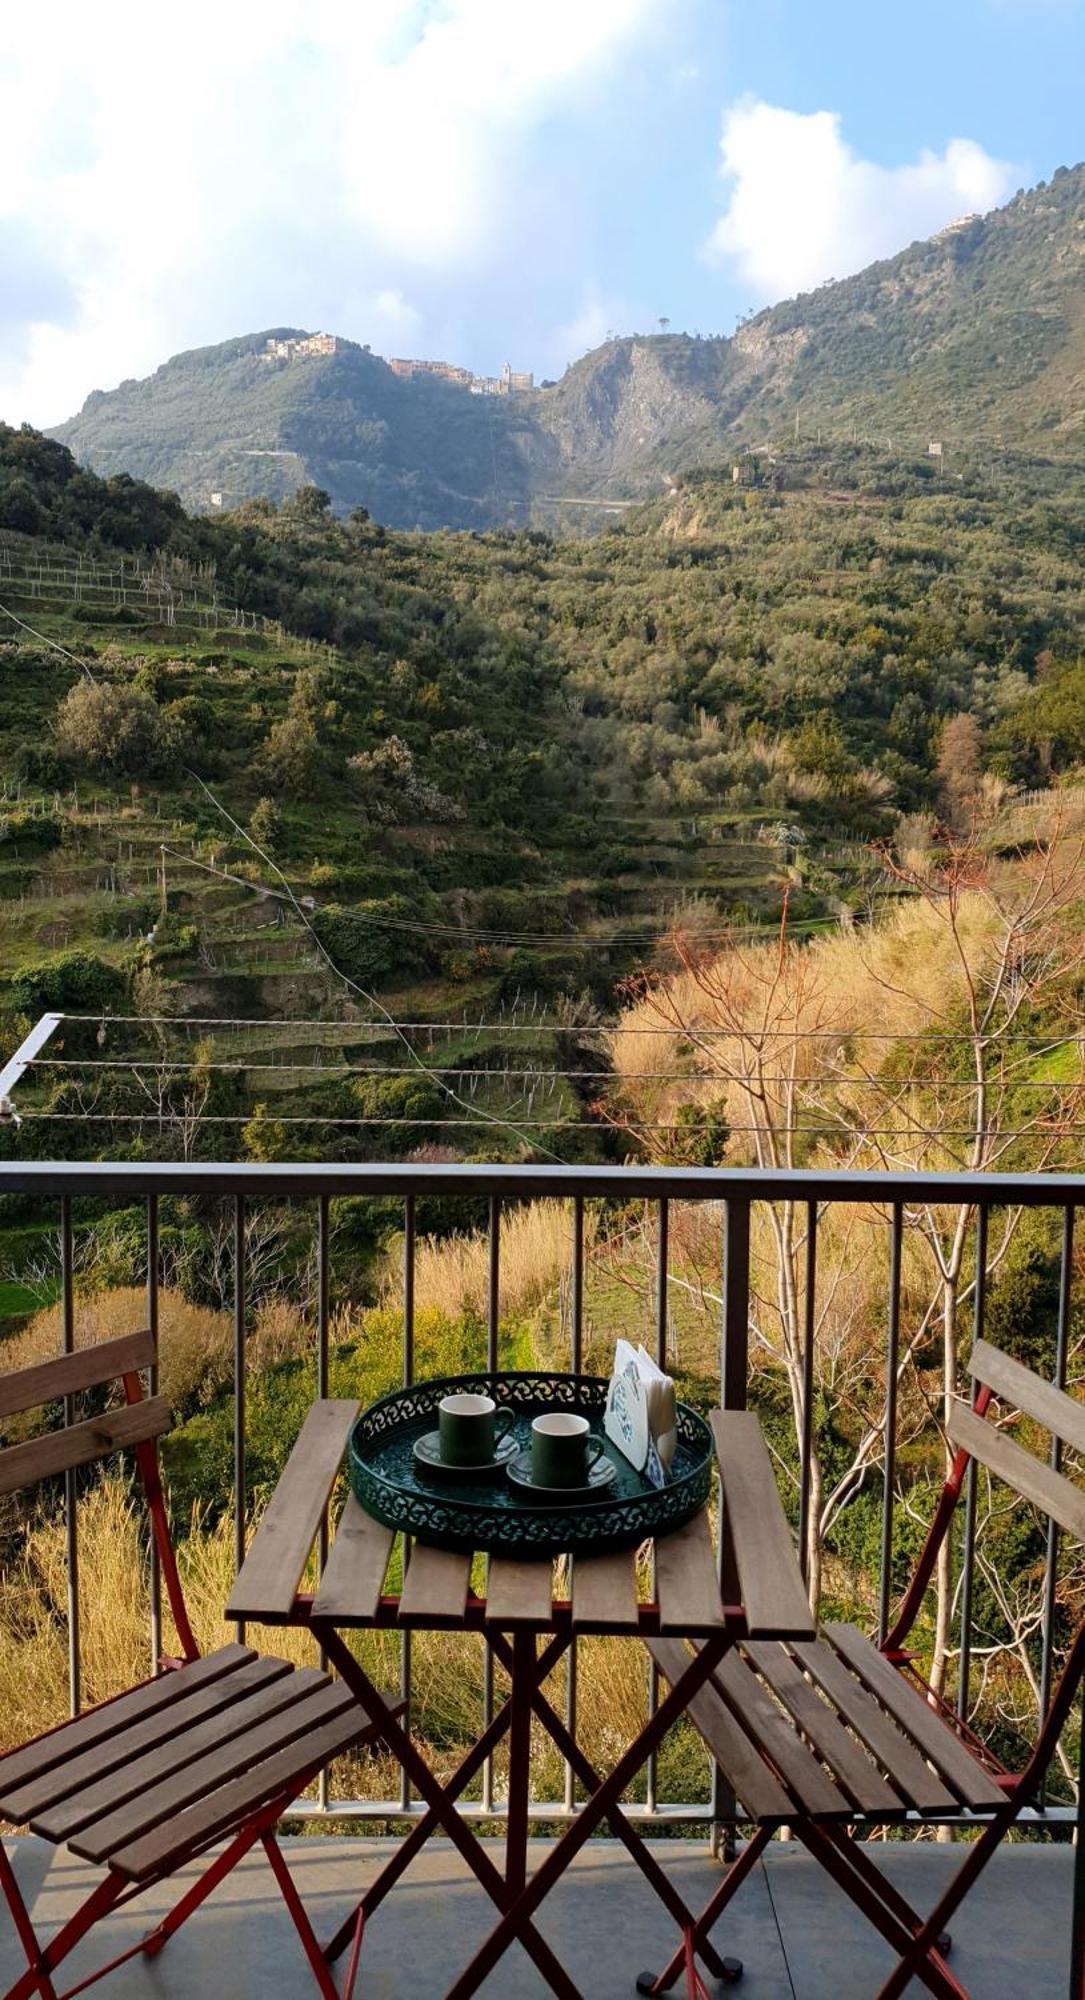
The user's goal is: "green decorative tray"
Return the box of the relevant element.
[347,1371,713,1559]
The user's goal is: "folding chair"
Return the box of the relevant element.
[637,1338,1085,2000]
[0,1329,386,2000]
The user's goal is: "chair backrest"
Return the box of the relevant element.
[948,1336,1085,1544]
[0,1329,171,1498]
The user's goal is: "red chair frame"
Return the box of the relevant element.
[0,1332,371,2000]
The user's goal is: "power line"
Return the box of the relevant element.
[184,770,567,1166]
[17,1111,1081,1139]
[26,1059,1084,1089]
[58,1013,1085,1046]
[0,602,97,680]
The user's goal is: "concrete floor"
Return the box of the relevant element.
[1,1836,1075,1997]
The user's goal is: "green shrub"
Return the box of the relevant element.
[8,951,128,1015]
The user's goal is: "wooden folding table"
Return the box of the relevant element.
[226,1399,814,1999]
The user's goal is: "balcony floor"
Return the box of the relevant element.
[2,1835,1075,1997]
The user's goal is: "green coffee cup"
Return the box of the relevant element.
[530,1411,605,1489]
[438,1391,514,1466]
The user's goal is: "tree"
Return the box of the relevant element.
[55,680,166,776]
[249,796,283,855]
[936,712,983,825]
[608,810,1085,1638]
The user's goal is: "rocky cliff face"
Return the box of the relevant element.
[48,164,1085,525]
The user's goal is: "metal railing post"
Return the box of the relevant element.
[721,1198,750,1412]
[233,1194,247,1645]
[958,1203,988,1724]
[146,1192,161,1674]
[713,1196,750,1854]
[61,1194,80,1716]
[401,1193,415,1816]
[878,1202,903,1645]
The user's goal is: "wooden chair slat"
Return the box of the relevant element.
[0,1397,171,1496]
[655,1509,724,1632]
[0,1330,155,1419]
[648,1639,794,1824]
[35,1666,323,1845]
[949,1401,1085,1542]
[5,1658,294,1824]
[824,1625,1005,1811]
[226,1399,359,1621]
[0,1646,254,1801]
[712,1412,814,1639]
[71,1676,350,1865]
[311,1496,393,1622]
[399,1543,471,1622]
[571,1549,639,1631]
[713,1651,851,1820]
[744,1641,905,1817]
[110,1695,377,1883]
[792,1639,958,1814]
[971,1338,1085,1457]
[486,1557,554,1626]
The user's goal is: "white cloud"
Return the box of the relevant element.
[706,100,1017,303]
[0,0,660,426]
[551,290,629,365]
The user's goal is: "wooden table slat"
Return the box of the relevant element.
[0,1398,171,1497]
[655,1508,723,1632]
[971,1338,1085,1455]
[948,1401,1085,1542]
[0,1646,254,1799]
[713,1651,849,1819]
[793,1639,958,1815]
[311,1495,394,1621]
[36,1669,325,1845]
[744,1641,905,1817]
[712,1411,814,1639]
[108,1693,368,1881]
[399,1542,471,1622]
[825,1624,1005,1811]
[226,1399,359,1621]
[571,1549,639,1630]
[648,1639,793,1824]
[486,1556,554,1626]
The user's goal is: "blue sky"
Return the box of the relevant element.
[1,0,1082,427]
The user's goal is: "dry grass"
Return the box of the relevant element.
[608,890,1007,1136]
[0,1485,705,1809]
[399,1201,590,1322]
[3,1286,316,1413]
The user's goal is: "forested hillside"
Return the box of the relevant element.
[1,422,1084,1171]
[46,163,1085,525]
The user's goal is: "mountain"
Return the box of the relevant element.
[48,165,1085,527]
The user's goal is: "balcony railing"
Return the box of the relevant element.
[1,1159,1083,1837]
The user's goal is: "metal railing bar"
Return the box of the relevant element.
[878,1202,903,1645]
[482,1196,500,1814]
[1039,1205,1074,1805]
[9,1161,1085,1205]
[798,1200,817,1589]
[61,1193,80,1717]
[564,1194,584,1816]
[721,1199,750,1413]
[146,1192,161,1675]
[317,1193,330,1811]
[233,1193,246,1647]
[647,1198,670,1813]
[401,1193,415,1816]
[958,1202,988,1724]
